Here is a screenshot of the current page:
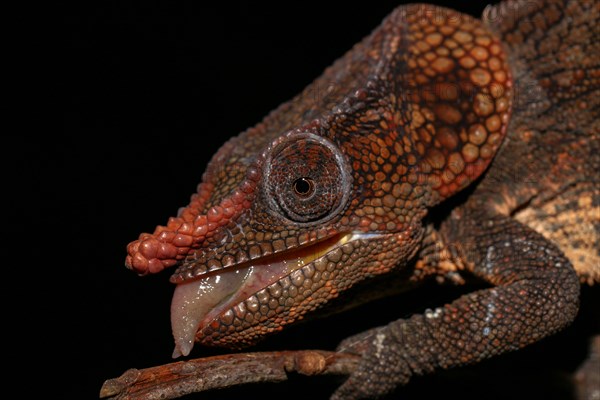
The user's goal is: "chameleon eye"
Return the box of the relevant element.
[293,177,315,198]
[266,134,350,223]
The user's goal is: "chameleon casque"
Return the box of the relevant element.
[125,0,599,398]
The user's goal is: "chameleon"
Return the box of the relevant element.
[124,0,599,398]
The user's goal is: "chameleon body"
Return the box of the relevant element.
[125,0,599,398]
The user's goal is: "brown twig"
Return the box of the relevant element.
[100,350,360,400]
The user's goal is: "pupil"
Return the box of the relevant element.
[294,178,312,195]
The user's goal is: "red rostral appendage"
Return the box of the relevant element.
[125,167,260,275]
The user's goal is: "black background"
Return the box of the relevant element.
[58,1,598,399]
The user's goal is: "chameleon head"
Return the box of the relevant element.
[124,4,512,357]
[126,129,425,356]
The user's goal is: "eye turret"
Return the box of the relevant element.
[266,135,349,223]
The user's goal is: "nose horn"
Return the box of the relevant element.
[125,168,259,275]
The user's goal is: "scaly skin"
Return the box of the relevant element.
[124,0,598,398]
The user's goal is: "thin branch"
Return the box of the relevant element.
[100,350,360,400]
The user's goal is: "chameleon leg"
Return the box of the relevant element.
[332,209,580,400]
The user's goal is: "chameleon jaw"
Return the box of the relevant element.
[170,232,378,357]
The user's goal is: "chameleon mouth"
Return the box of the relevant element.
[170,232,365,358]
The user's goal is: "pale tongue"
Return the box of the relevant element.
[170,234,350,358]
[170,268,250,358]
